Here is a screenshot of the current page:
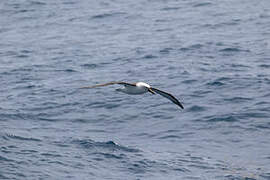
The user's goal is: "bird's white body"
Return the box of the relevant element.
[116,82,150,95]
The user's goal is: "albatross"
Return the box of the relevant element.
[80,81,184,109]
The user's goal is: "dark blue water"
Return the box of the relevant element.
[1,0,270,179]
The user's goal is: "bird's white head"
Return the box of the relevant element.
[136,82,155,94]
[136,82,151,88]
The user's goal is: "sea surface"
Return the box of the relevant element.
[1,0,270,179]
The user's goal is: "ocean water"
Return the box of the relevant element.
[1,0,270,179]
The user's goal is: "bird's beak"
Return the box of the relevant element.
[148,88,155,94]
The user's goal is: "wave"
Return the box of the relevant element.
[188,105,206,112]
[206,81,225,87]
[179,44,203,51]
[223,97,253,103]
[2,133,42,142]
[161,7,181,11]
[81,63,99,69]
[193,2,212,7]
[219,47,250,53]
[204,115,238,122]
[73,139,140,153]
[91,12,127,19]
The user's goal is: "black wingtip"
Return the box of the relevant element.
[178,102,184,109]
[180,104,184,109]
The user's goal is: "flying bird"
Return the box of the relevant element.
[80,81,184,109]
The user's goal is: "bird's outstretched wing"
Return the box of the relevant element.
[80,81,135,89]
[151,87,184,109]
